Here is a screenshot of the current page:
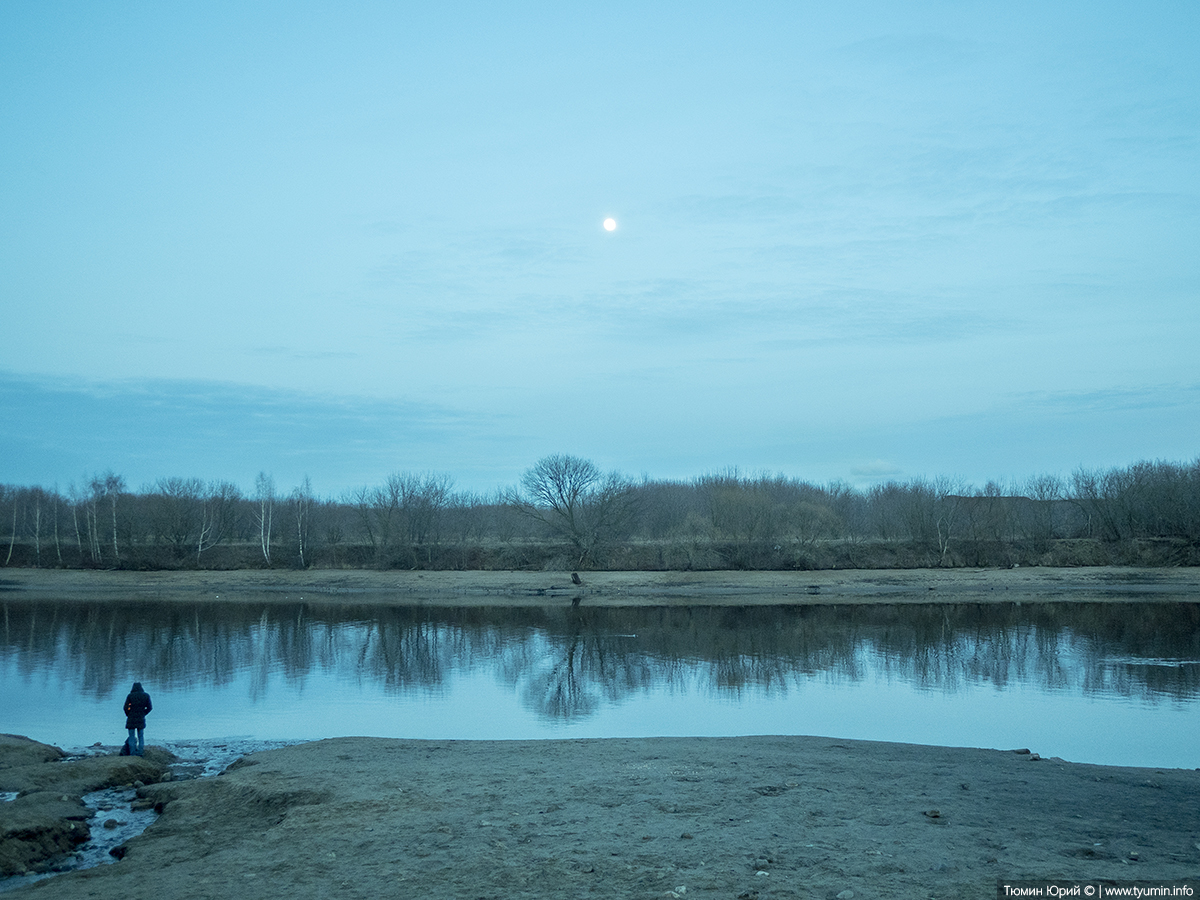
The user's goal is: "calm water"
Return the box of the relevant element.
[1,599,1197,768]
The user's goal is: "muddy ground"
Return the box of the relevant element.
[3,565,1199,607]
[1,735,1198,900]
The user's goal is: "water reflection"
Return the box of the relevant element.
[3,601,1198,723]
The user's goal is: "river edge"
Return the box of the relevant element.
[3,565,1200,606]
[2,734,1198,900]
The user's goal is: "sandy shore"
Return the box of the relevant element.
[3,565,1199,606]
[3,735,1198,900]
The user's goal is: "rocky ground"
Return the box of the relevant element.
[2,734,1198,900]
[0,735,173,880]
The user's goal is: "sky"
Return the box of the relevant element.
[2,1,1198,498]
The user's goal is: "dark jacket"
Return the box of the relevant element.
[123,683,152,730]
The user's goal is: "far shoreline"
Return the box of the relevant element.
[2,565,1199,606]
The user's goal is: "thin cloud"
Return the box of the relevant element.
[849,460,905,481]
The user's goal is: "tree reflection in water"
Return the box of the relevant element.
[2,601,1198,723]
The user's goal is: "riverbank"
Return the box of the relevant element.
[3,734,1198,900]
[3,565,1199,606]
[0,736,173,880]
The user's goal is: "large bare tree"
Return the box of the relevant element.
[509,454,637,568]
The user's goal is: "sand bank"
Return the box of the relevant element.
[3,565,1199,607]
[3,735,1198,900]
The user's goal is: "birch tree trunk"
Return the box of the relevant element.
[53,489,63,566]
[105,472,125,562]
[70,489,84,564]
[32,493,41,567]
[3,498,16,566]
[254,472,275,566]
[292,476,313,568]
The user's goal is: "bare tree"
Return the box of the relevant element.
[84,476,105,563]
[197,481,241,565]
[95,471,125,562]
[50,485,64,566]
[872,477,963,564]
[826,480,869,543]
[67,483,86,564]
[147,477,204,559]
[349,472,457,567]
[322,498,347,565]
[1023,473,1064,547]
[403,472,454,546]
[348,485,384,559]
[29,487,44,567]
[2,486,17,566]
[254,472,276,566]
[1071,467,1126,541]
[930,478,965,565]
[79,471,126,564]
[352,479,401,564]
[509,454,637,568]
[700,471,780,566]
[291,476,314,568]
[868,481,909,542]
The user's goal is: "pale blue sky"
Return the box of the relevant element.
[2,1,1197,495]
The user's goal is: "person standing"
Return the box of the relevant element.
[123,681,152,756]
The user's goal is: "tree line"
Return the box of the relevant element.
[2,455,1199,571]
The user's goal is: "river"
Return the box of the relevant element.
[2,599,1197,768]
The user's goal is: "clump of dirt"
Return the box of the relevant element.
[0,735,65,769]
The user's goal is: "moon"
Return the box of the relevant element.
[603,217,617,231]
